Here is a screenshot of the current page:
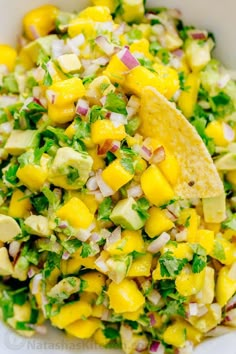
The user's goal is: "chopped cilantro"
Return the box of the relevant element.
[212,240,226,262]
[160,299,186,318]
[190,244,207,273]
[34,138,54,165]
[158,49,170,65]
[80,243,93,258]
[106,151,116,164]
[120,157,134,174]
[190,111,215,155]
[138,58,155,72]
[46,126,70,145]
[43,252,61,278]
[159,252,188,278]
[178,72,190,92]
[132,197,150,222]
[222,214,236,231]
[210,91,234,117]
[98,197,113,221]
[104,92,127,116]
[149,41,162,56]
[4,164,19,185]
[103,327,120,339]
[2,74,19,94]
[74,118,91,139]
[127,28,142,43]
[130,250,146,260]
[42,186,59,209]
[89,105,105,123]
[62,239,82,254]
[150,18,161,25]
[67,166,80,184]
[30,193,49,213]
[0,290,14,321]
[125,116,141,135]
[82,75,96,86]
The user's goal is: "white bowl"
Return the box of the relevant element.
[0,1,236,353]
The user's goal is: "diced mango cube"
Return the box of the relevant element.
[57,54,81,74]
[175,266,205,296]
[23,5,58,40]
[48,102,75,124]
[50,300,92,329]
[127,253,152,277]
[92,304,106,318]
[0,44,17,72]
[122,306,144,321]
[130,39,153,60]
[162,243,193,261]
[163,320,202,347]
[68,18,96,38]
[80,272,106,294]
[17,165,47,191]
[92,0,117,13]
[8,189,31,218]
[56,197,94,229]
[91,120,126,144]
[145,207,174,238]
[78,6,112,22]
[106,230,144,255]
[216,266,236,307]
[178,73,200,118]
[178,208,200,243]
[124,65,179,99]
[141,165,175,207]
[194,267,215,305]
[46,77,85,106]
[103,54,129,85]
[102,159,134,192]
[205,120,230,147]
[66,317,101,339]
[94,328,111,347]
[122,0,144,23]
[107,279,145,313]
[88,148,106,171]
[189,304,222,333]
[195,229,214,255]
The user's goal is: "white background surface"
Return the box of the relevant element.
[0,0,236,353]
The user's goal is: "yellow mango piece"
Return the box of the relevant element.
[216,266,236,307]
[103,54,129,85]
[65,122,76,139]
[152,262,172,281]
[106,230,144,255]
[56,197,94,229]
[8,189,31,218]
[80,272,106,294]
[75,192,98,214]
[94,328,110,347]
[17,165,47,191]
[0,44,17,72]
[68,18,96,38]
[92,0,116,12]
[175,266,205,296]
[48,102,75,124]
[51,300,92,329]
[122,0,144,23]
[195,229,214,255]
[127,253,152,277]
[194,267,215,305]
[163,320,202,347]
[205,120,230,147]
[66,317,101,339]
[91,120,126,144]
[61,258,81,275]
[204,222,221,233]
[88,148,106,171]
[124,65,179,99]
[122,306,144,321]
[141,165,175,207]
[102,159,134,192]
[178,208,200,243]
[227,170,236,186]
[162,243,193,261]
[145,207,174,238]
[178,73,200,118]
[92,304,106,318]
[189,304,222,333]
[23,5,58,40]
[78,6,111,22]
[107,279,145,314]
[47,77,85,106]
[79,292,97,305]
[130,39,153,60]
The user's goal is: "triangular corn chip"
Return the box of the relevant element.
[139,86,224,198]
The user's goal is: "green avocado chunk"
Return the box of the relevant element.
[110,197,145,230]
[202,193,226,223]
[5,130,39,156]
[22,35,58,63]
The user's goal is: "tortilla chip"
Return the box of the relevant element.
[139,86,224,198]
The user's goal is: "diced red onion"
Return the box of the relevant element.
[149,341,165,354]
[0,122,13,135]
[0,64,8,75]
[101,309,110,321]
[172,49,184,58]
[32,86,42,99]
[223,123,235,143]
[149,313,156,327]
[110,140,120,153]
[33,67,45,82]
[225,308,236,326]
[140,145,152,161]
[29,25,40,39]
[76,98,89,116]
[9,241,21,259]
[46,90,57,105]
[59,221,68,229]
[147,232,170,253]
[206,326,234,337]
[70,33,85,47]
[218,73,230,88]
[93,190,104,202]
[175,228,187,242]
[90,232,101,243]
[177,341,193,354]
[97,140,113,156]
[190,31,207,40]
[147,289,161,306]
[106,226,121,247]
[188,303,198,316]
[135,338,148,352]
[100,95,107,106]
[66,39,80,55]
[31,274,42,295]
[95,36,115,56]
[93,56,109,66]
[96,170,114,197]
[151,146,166,164]
[127,184,143,198]
[76,223,95,242]
[28,324,47,335]
[120,324,133,343]
[86,176,98,191]
[117,47,140,70]
[62,251,70,260]
[226,294,236,311]
[83,63,100,77]
[95,255,109,273]
[52,39,65,58]
[110,112,127,127]
[167,8,182,19]
[28,267,37,279]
